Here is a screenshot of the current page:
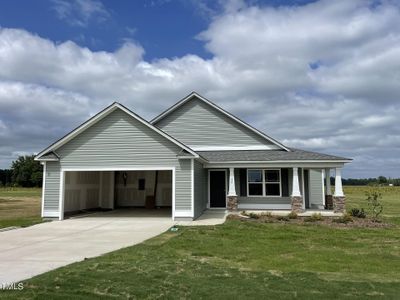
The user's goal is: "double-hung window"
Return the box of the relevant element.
[247,169,281,197]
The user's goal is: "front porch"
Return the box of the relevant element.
[207,166,347,214]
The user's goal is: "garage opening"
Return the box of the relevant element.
[63,170,172,218]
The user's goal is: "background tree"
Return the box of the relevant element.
[11,155,43,187]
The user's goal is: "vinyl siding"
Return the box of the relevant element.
[154,98,276,149]
[43,108,193,216]
[193,160,207,219]
[43,161,60,214]
[309,169,324,207]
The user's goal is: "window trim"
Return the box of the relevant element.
[247,169,282,197]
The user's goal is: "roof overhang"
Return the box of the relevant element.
[35,102,199,161]
[151,92,291,152]
[204,160,351,169]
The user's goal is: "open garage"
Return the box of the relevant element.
[62,170,173,218]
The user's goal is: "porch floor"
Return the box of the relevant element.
[176,209,227,226]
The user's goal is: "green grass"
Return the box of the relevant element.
[0,187,42,229]
[1,186,400,299]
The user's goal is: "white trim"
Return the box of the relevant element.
[334,167,344,197]
[37,158,59,161]
[238,204,291,210]
[150,92,290,152]
[59,170,65,221]
[41,162,46,218]
[42,211,60,218]
[205,162,348,169]
[35,102,198,160]
[174,210,192,217]
[191,159,194,218]
[247,169,282,197]
[206,160,351,164]
[61,166,175,172]
[322,169,326,206]
[302,168,306,210]
[208,169,227,208]
[325,168,332,196]
[228,167,237,196]
[172,168,176,220]
[192,145,280,151]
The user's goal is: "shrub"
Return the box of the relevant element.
[260,212,273,218]
[248,212,260,219]
[349,208,366,218]
[304,213,322,222]
[365,187,383,221]
[276,215,289,221]
[333,212,353,224]
[287,211,298,219]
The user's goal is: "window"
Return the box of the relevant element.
[247,169,281,197]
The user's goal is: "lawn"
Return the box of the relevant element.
[1,186,399,299]
[0,187,42,229]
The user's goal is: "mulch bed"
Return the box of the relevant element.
[227,214,393,228]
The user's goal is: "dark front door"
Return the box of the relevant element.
[210,171,226,208]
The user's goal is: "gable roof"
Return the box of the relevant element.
[35,102,199,160]
[151,92,291,152]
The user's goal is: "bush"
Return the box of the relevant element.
[260,212,273,218]
[276,215,289,221]
[365,187,383,221]
[349,208,366,218]
[248,212,260,219]
[287,211,298,219]
[304,213,322,222]
[333,212,353,224]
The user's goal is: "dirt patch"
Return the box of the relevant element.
[227,214,393,229]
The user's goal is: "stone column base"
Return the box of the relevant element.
[333,196,346,213]
[325,195,333,210]
[291,196,304,213]
[227,196,238,211]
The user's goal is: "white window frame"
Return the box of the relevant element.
[247,169,282,197]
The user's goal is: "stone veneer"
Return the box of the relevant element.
[333,196,346,213]
[227,196,238,211]
[325,195,333,210]
[291,196,303,213]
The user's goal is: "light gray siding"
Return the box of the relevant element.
[193,160,207,219]
[43,161,60,214]
[309,169,324,207]
[154,98,276,149]
[43,108,193,217]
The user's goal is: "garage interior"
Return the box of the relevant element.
[63,170,172,218]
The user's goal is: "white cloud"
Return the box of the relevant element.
[0,0,399,177]
[51,0,110,27]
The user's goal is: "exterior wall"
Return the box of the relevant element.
[154,98,277,149]
[43,161,61,217]
[42,109,193,219]
[309,169,324,208]
[193,160,207,219]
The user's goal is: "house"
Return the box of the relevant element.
[35,92,351,220]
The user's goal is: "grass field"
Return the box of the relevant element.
[0,186,399,299]
[0,187,42,228]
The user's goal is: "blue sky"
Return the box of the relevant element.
[0,0,399,178]
[0,0,315,59]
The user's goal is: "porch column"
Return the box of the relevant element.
[333,167,345,213]
[227,167,238,211]
[290,167,303,213]
[325,168,333,209]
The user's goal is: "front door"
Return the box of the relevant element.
[210,171,226,208]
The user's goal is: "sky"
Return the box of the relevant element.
[0,0,399,178]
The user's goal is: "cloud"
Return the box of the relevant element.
[0,0,399,178]
[51,0,110,27]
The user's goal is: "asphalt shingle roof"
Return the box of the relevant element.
[197,148,351,162]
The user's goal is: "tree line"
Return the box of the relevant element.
[0,155,43,187]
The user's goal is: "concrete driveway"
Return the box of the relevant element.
[0,209,174,284]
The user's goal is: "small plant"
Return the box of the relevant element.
[333,212,353,224]
[304,213,322,222]
[260,212,273,218]
[365,187,383,221]
[276,215,289,221]
[287,211,298,219]
[349,208,366,218]
[248,212,260,219]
